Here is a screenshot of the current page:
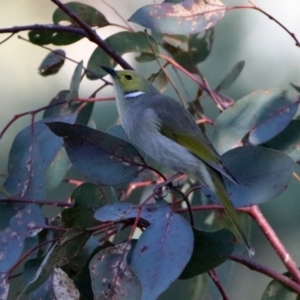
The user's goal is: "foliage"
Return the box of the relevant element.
[1,1,300,299]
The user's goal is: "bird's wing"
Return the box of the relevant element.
[150,95,237,183]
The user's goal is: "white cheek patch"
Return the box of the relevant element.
[124,91,145,98]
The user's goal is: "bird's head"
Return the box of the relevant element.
[101,67,158,99]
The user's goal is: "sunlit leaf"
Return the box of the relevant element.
[87,31,159,79]
[212,89,300,154]
[90,243,142,300]
[38,49,65,76]
[131,212,194,300]
[47,122,147,185]
[129,0,226,35]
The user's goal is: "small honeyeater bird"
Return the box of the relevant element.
[102,66,255,256]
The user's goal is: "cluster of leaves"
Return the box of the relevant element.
[1,1,300,299]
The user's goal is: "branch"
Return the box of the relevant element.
[51,0,133,70]
[247,206,300,284]
[231,254,300,294]
[0,197,72,207]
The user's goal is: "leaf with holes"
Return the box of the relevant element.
[89,243,142,300]
[129,0,226,35]
[47,122,147,185]
[212,89,300,154]
[38,49,65,76]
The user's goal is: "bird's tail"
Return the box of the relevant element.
[209,168,255,257]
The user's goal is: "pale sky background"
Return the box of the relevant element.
[1,1,300,299]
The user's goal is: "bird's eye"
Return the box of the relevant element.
[125,74,132,80]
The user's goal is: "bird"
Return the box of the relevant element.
[101,66,255,257]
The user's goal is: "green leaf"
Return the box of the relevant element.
[161,29,213,73]
[129,0,226,35]
[89,243,142,300]
[66,61,83,101]
[180,228,235,279]
[212,89,300,154]
[216,60,245,91]
[53,2,109,28]
[87,31,159,79]
[62,182,108,228]
[131,212,194,300]
[38,49,65,76]
[28,28,84,46]
[47,122,147,185]
[261,273,300,300]
[265,120,300,163]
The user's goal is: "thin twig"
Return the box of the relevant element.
[0,197,73,207]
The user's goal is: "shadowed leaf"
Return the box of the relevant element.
[265,120,300,164]
[47,122,147,185]
[180,228,235,279]
[87,31,159,79]
[38,49,65,76]
[89,243,142,300]
[62,182,107,228]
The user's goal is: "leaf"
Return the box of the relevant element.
[129,0,226,35]
[23,227,90,295]
[87,31,159,79]
[89,243,142,300]
[290,82,300,93]
[62,182,108,228]
[29,2,109,46]
[216,60,245,91]
[0,274,9,300]
[53,2,109,28]
[52,268,80,299]
[66,61,83,101]
[162,29,214,73]
[261,273,300,300]
[148,69,169,93]
[0,204,46,273]
[38,49,65,76]
[212,89,300,154]
[28,28,84,46]
[131,212,194,300]
[220,146,294,207]
[47,122,147,185]
[180,228,235,279]
[94,201,171,224]
[265,120,300,163]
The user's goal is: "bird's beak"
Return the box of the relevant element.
[101,66,119,78]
